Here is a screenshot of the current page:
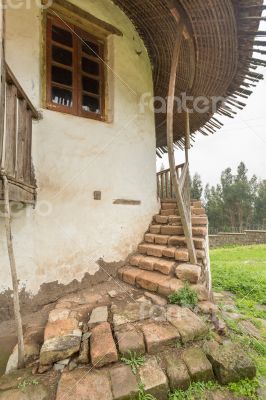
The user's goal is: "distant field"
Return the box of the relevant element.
[210,244,266,380]
[211,244,266,317]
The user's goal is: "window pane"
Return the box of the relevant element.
[82,95,100,114]
[52,87,73,107]
[82,76,100,95]
[52,66,72,86]
[52,25,73,47]
[82,57,100,76]
[52,45,72,66]
[82,40,100,57]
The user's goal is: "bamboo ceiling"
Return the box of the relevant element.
[113,0,266,154]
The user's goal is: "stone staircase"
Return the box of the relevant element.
[118,200,210,299]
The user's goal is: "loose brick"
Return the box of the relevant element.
[122,266,142,285]
[145,233,155,243]
[175,249,189,262]
[90,322,118,367]
[194,238,205,249]
[192,216,208,225]
[161,226,184,235]
[154,259,176,275]
[168,279,184,293]
[164,352,191,391]
[168,216,181,224]
[161,209,178,216]
[161,202,177,210]
[88,306,108,328]
[56,369,113,400]
[157,278,172,297]
[154,235,170,245]
[193,227,207,237]
[150,225,161,234]
[139,256,156,271]
[155,215,169,224]
[175,264,201,284]
[141,322,180,354]
[191,284,209,301]
[139,356,169,400]
[196,249,206,259]
[146,244,166,257]
[110,364,138,400]
[192,208,206,216]
[129,254,143,267]
[182,348,214,382]
[167,305,208,343]
[168,236,186,247]
[136,271,169,292]
[138,244,150,254]
[115,325,145,356]
[162,247,176,258]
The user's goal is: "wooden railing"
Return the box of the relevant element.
[157,162,195,261]
[157,163,185,199]
[0,64,39,204]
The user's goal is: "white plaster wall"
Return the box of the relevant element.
[0,0,158,295]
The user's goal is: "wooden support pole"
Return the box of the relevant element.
[2,175,25,369]
[0,0,6,166]
[0,1,25,369]
[166,25,197,265]
[185,110,190,163]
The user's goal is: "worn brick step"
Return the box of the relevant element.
[144,234,204,250]
[138,243,205,261]
[154,215,207,226]
[129,254,176,275]
[192,207,206,216]
[118,266,208,299]
[156,225,207,237]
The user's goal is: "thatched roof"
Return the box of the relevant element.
[113,0,266,153]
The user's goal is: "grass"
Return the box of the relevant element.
[168,283,198,309]
[211,244,266,319]
[210,244,266,380]
[137,384,157,400]
[121,351,145,375]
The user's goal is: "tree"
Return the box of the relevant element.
[254,180,266,227]
[190,173,203,200]
[204,162,259,232]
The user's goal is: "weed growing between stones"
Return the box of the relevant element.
[228,378,260,399]
[168,283,198,309]
[168,379,262,400]
[121,351,145,374]
[168,381,219,400]
[137,384,157,400]
[17,379,39,392]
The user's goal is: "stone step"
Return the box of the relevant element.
[129,254,176,275]
[144,234,205,249]
[138,243,205,261]
[119,266,208,299]
[150,225,207,237]
[154,214,208,226]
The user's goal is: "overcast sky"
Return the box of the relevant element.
[157,20,266,187]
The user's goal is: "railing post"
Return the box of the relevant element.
[166,20,197,264]
[185,109,190,163]
[0,0,6,168]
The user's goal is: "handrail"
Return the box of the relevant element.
[157,163,185,176]
[5,63,39,119]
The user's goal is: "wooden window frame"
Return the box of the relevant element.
[46,15,106,121]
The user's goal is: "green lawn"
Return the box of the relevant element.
[211,244,266,381]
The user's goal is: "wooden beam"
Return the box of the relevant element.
[0,0,6,168]
[166,23,197,265]
[50,0,123,37]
